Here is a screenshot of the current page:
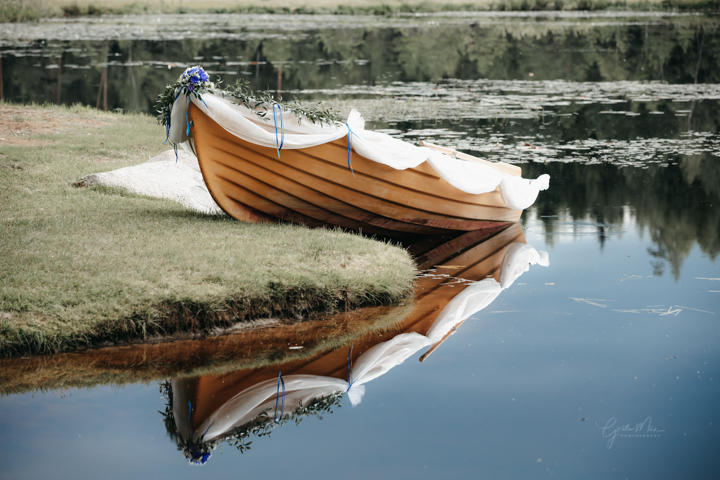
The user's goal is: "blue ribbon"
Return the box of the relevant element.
[346,344,354,392]
[272,103,285,159]
[345,123,355,175]
[187,400,193,424]
[185,94,191,137]
[164,113,170,145]
[273,371,286,422]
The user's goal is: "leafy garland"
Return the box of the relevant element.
[155,67,341,135]
[224,78,342,125]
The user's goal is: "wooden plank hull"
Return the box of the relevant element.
[189,105,522,236]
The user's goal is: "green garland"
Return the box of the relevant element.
[155,75,342,134]
[225,78,342,125]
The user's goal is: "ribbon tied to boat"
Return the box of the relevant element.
[272,103,285,159]
[273,371,286,422]
[346,344,354,392]
[345,122,355,175]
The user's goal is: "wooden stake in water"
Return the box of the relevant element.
[56,56,62,104]
[277,66,282,101]
[96,66,108,111]
[103,66,108,111]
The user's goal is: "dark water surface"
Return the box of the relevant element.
[1,11,719,479]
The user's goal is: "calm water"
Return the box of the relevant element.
[1,11,719,479]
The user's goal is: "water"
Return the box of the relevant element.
[1,11,719,479]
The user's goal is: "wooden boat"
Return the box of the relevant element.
[189,104,525,236]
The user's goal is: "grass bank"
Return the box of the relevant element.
[0,103,416,358]
[1,0,716,22]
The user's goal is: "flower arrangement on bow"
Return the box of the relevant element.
[182,66,211,92]
[155,67,341,138]
[155,65,214,141]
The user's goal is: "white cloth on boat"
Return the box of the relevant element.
[168,92,549,209]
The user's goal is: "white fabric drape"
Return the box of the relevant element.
[169,93,549,210]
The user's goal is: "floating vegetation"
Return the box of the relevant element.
[395,130,720,167]
[303,79,720,123]
[299,79,720,167]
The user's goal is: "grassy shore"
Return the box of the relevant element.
[1,0,716,22]
[0,103,416,358]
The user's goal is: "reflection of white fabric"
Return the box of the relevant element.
[194,375,347,442]
[180,242,550,442]
[168,92,549,209]
[350,333,432,387]
[425,278,503,342]
[499,243,550,288]
[426,242,549,341]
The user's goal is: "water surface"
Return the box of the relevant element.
[0,11,718,479]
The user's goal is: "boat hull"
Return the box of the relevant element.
[190,105,522,236]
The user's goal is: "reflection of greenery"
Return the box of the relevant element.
[3,0,719,22]
[160,380,342,461]
[523,156,720,279]
[4,17,718,110]
[226,393,343,454]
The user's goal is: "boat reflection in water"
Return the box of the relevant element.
[165,224,548,464]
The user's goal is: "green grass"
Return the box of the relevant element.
[1,0,717,22]
[0,103,416,358]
